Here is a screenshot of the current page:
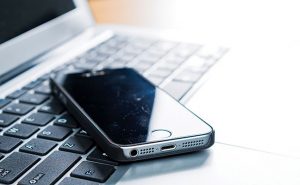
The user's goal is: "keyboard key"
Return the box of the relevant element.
[71,161,116,183]
[124,44,144,55]
[59,136,94,154]
[147,75,164,86]
[76,129,90,138]
[38,125,72,141]
[133,62,153,73]
[89,51,109,62]
[149,67,173,78]
[87,148,118,166]
[54,113,78,128]
[19,151,81,185]
[59,177,100,185]
[0,99,11,109]
[52,64,70,73]
[0,152,40,184]
[4,124,39,139]
[0,113,19,127]
[197,45,223,58]
[173,43,199,58]
[97,46,119,56]
[22,113,54,126]
[38,100,65,115]
[185,55,207,68]
[174,70,202,83]
[3,103,34,116]
[131,38,154,49]
[159,60,180,71]
[19,93,49,105]
[146,48,166,59]
[23,80,42,90]
[35,83,51,95]
[164,54,185,64]
[73,62,97,70]
[6,89,27,99]
[19,138,57,156]
[163,80,193,100]
[38,73,51,81]
[0,136,22,153]
[152,41,177,52]
[119,52,136,62]
[107,61,126,69]
[138,54,160,64]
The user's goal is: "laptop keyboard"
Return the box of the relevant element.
[0,34,227,184]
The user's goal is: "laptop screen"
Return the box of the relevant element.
[0,0,75,45]
[0,0,76,84]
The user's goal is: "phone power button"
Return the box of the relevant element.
[151,129,172,139]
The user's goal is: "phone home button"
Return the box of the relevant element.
[151,129,172,139]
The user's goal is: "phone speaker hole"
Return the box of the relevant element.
[182,139,204,148]
[139,147,155,155]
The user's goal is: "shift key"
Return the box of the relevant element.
[19,151,81,185]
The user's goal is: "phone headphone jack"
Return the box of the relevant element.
[130,149,138,157]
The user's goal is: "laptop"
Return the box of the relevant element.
[1,0,300,185]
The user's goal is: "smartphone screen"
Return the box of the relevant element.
[53,68,212,145]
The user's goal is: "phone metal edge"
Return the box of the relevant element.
[50,68,215,162]
[120,132,214,160]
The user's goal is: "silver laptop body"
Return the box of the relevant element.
[1,0,299,185]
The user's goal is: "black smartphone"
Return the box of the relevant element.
[50,68,214,162]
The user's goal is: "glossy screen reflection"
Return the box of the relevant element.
[55,68,212,145]
[58,68,155,145]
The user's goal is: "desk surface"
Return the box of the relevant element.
[89,1,300,184]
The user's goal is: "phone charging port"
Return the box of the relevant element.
[161,145,176,151]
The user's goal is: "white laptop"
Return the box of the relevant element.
[0,0,300,184]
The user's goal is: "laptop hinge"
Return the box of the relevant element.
[0,29,114,97]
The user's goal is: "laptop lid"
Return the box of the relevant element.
[0,0,95,85]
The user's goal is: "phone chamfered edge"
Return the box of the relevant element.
[116,130,215,162]
[50,75,215,162]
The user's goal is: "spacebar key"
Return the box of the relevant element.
[18,151,81,185]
